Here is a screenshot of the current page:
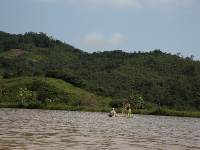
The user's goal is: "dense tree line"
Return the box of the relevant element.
[0,31,200,110]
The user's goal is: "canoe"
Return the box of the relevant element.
[126,116,134,118]
[108,115,134,118]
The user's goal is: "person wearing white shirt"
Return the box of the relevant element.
[110,108,116,117]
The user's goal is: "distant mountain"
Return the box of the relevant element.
[0,31,200,110]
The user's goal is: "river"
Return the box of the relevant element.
[0,108,199,150]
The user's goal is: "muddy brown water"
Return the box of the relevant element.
[0,108,199,150]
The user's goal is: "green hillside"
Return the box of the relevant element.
[0,31,200,111]
[0,77,111,109]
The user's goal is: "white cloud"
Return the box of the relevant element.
[73,0,195,8]
[73,0,142,8]
[106,0,141,7]
[36,0,196,8]
[81,32,125,49]
[145,0,195,14]
[146,0,195,6]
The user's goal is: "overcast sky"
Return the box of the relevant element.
[1,0,200,60]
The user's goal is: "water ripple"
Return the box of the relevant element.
[0,108,199,150]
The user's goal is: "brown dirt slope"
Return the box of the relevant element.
[10,49,28,57]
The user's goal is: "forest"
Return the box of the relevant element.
[0,31,200,112]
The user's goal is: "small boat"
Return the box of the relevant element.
[125,116,134,118]
[108,114,134,118]
[109,115,123,117]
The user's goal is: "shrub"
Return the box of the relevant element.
[150,106,170,115]
[26,100,43,109]
[3,73,13,79]
[80,93,99,107]
[109,98,126,108]
[129,94,145,109]
[33,70,44,77]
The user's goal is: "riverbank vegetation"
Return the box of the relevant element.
[0,77,199,118]
[0,31,200,117]
[1,102,200,118]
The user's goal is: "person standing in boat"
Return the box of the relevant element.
[125,102,131,117]
[110,108,116,117]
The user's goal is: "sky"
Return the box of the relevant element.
[0,0,200,60]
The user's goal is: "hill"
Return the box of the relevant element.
[0,31,200,111]
[0,77,112,109]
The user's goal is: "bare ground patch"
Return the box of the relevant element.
[10,49,28,57]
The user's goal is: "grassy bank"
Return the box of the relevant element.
[133,107,200,118]
[0,102,112,112]
[1,102,200,118]
[0,77,113,108]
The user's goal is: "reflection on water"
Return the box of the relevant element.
[0,108,200,150]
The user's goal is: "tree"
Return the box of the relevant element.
[129,94,145,111]
[33,70,44,77]
[3,73,13,79]
[19,88,36,103]
[45,69,60,78]
[17,65,24,77]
